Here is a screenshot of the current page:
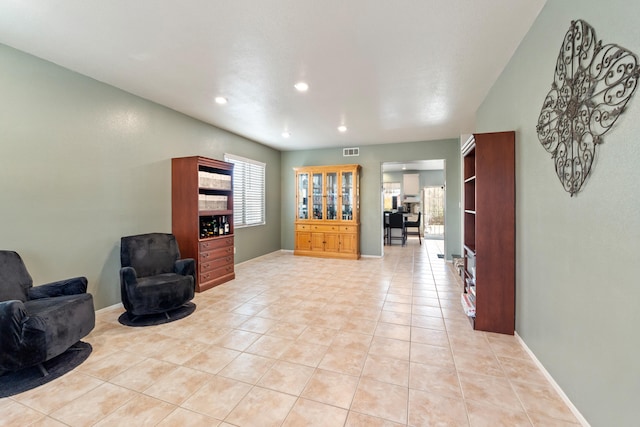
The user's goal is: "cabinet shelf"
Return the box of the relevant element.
[199,188,232,193]
[464,176,476,183]
[199,233,234,242]
[199,209,233,216]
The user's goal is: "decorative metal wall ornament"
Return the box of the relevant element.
[536,19,640,196]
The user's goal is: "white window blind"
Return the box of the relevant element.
[224,154,266,227]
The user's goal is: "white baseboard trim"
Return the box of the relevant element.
[514,332,590,427]
[235,249,291,267]
[96,302,123,313]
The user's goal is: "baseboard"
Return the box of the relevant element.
[514,332,590,427]
[96,302,123,313]
[234,249,291,267]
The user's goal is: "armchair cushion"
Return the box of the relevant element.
[123,273,194,316]
[120,233,179,278]
[23,294,95,362]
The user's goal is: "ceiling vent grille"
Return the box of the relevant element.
[343,147,360,157]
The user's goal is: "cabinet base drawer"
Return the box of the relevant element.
[200,246,234,262]
[200,255,234,273]
[199,236,234,251]
[199,264,234,285]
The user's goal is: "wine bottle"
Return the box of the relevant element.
[200,218,207,238]
[213,217,219,236]
[224,215,230,234]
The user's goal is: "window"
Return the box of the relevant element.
[224,154,266,227]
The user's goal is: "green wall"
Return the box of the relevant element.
[281,141,460,259]
[382,170,445,189]
[476,1,640,425]
[0,44,282,310]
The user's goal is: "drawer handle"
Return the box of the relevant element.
[202,253,209,258]
[226,256,232,262]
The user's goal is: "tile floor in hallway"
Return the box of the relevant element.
[1,239,582,426]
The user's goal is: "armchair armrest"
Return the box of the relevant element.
[28,276,88,300]
[0,300,28,353]
[120,266,138,287]
[174,258,195,277]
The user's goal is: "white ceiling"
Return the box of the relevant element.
[0,1,546,151]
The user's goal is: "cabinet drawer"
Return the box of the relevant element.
[200,246,234,262]
[340,225,357,233]
[200,255,234,273]
[199,236,234,251]
[310,224,339,232]
[200,264,234,284]
[296,224,310,231]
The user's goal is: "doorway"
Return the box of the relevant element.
[381,160,446,252]
[423,186,445,240]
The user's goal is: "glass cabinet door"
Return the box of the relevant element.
[326,172,338,220]
[341,170,353,220]
[297,172,309,220]
[312,172,323,219]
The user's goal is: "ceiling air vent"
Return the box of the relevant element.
[343,147,360,157]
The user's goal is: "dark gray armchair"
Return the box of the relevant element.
[0,251,95,376]
[119,233,195,321]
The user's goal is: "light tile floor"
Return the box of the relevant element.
[2,239,582,426]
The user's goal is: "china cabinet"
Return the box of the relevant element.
[294,164,361,260]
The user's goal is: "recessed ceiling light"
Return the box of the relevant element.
[214,96,227,105]
[338,125,348,133]
[294,82,309,92]
[282,131,291,138]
